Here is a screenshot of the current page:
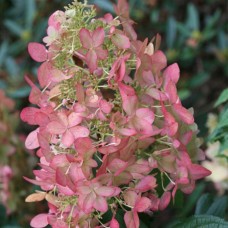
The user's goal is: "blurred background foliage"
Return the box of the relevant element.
[0,0,227,227]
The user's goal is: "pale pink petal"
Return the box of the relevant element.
[146,88,168,101]
[118,128,137,136]
[62,130,74,147]
[56,167,67,186]
[28,42,47,62]
[118,82,138,115]
[46,121,66,134]
[57,112,68,127]
[164,63,180,84]
[158,191,171,211]
[99,99,113,113]
[95,186,115,197]
[124,211,138,228]
[50,68,65,83]
[165,80,178,104]
[83,192,96,212]
[74,137,94,154]
[92,27,105,47]
[189,164,211,180]
[135,176,156,192]
[25,128,40,149]
[136,108,154,124]
[70,126,90,139]
[86,49,98,72]
[123,191,137,207]
[20,107,39,125]
[79,28,93,49]
[77,186,91,195]
[93,196,108,212]
[68,112,82,127]
[151,50,167,71]
[111,33,130,49]
[173,104,194,125]
[30,213,49,228]
[96,47,108,60]
[110,218,119,228]
[135,197,151,212]
[37,62,53,88]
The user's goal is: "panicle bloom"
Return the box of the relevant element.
[22,1,211,227]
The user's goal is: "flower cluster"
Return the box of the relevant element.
[21,1,211,227]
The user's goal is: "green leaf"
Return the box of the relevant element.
[0,204,7,226]
[176,23,191,37]
[170,215,228,228]
[8,86,31,98]
[189,72,209,88]
[205,10,221,30]
[218,31,227,50]
[0,41,8,67]
[195,194,213,215]
[166,16,177,49]
[186,3,199,30]
[4,20,23,37]
[115,209,126,228]
[206,196,228,218]
[25,0,36,29]
[214,88,228,107]
[179,183,205,217]
[91,0,114,13]
[217,107,228,128]
[4,57,20,80]
[178,89,190,100]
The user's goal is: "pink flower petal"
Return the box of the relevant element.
[37,62,53,88]
[151,50,167,71]
[165,80,178,104]
[93,196,108,212]
[83,192,96,212]
[110,218,119,228]
[124,211,139,228]
[158,191,171,211]
[95,186,116,197]
[25,128,40,149]
[86,49,98,72]
[30,214,49,228]
[189,164,211,180]
[111,33,130,49]
[28,42,47,62]
[164,63,180,84]
[135,176,156,192]
[68,112,82,127]
[96,47,108,60]
[70,126,90,139]
[74,137,94,154]
[20,107,39,125]
[62,130,74,147]
[173,104,194,125]
[79,28,93,49]
[47,121,66,134]
[136,108,154,124]
[92,27,105,47]
[135,196,151,212]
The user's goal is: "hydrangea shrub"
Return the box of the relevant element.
[21,0,211,227]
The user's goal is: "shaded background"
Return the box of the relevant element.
[0,0,227,227]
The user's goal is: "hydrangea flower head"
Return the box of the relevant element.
[22,1,211,227]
